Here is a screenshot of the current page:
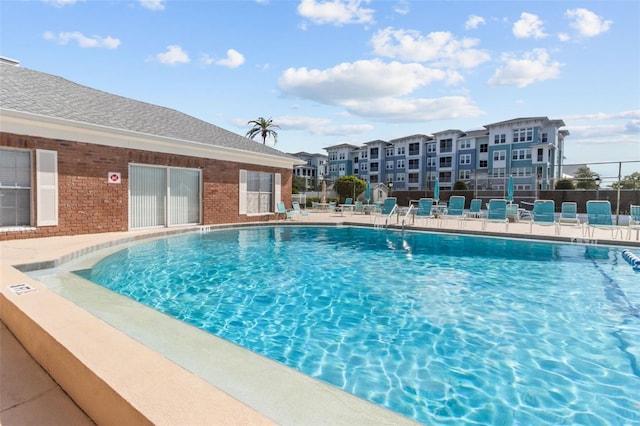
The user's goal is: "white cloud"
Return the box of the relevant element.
[465,15,485,30]
[278,59,484,122]
[512,12,547,39]
[371,27,490,69]
[139,0,165,11]
[566,8,612,38]
[558,33,570,42]
[297,0,374,26]
[275,116,374,135]
[394,1,409,15]
[279,59,461,105]
[43,31,120,49]
[343,96,484,122]
[488,49,562,88]
[155,45,190,65]
[215,49,245,68]
[563,110,640,122]
[41,0,81,6]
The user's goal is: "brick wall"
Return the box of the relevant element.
[1,133,292,240]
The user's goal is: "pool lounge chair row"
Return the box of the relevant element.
[411,197,638,240]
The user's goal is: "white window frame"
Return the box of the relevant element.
[239,170,279,216]
[459,154,471,165]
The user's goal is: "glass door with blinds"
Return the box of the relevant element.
[129,164,201,229]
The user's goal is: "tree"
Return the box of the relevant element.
[574,166,598,189]
[611,172,640,189]
[333,175,366,203]
[292,176,306,193]
[245,117,280,145]
[453,180,468,190]
[555,179,575,190]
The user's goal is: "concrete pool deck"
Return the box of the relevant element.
[2,211,639,424]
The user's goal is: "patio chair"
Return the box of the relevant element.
[482,199,509,232]
[292,202,309,217]
[557,202,581,235]
[276,201,295,220]
[373,197,397,228]
[585,200,622,239]
[354,201,365,214]
[441,195,465,228]
[506,203,520,222]
[466,198,483,219]
[414,198,435,226]
[529,200,557,235]
[627,204,640,240]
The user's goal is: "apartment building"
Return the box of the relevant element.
[324,117,569,192]
[291,152,328,190]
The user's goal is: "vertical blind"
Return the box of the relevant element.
[130,165,201,229]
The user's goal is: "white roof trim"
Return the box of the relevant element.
[1,109,302,168]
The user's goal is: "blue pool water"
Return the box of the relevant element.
[79,226,640,425]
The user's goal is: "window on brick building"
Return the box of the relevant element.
[130,164,201,227]
[1,148,58,228]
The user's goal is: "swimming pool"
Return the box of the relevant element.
[78,226,640,425]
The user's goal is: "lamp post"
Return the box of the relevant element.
[387,181,393,197]
[594,176,601,200]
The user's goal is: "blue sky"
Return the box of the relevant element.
[1,0,639,180]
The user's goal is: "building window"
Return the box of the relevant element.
[131,165,202,227]
[386,161,394,170]
[491,168,506,178]
[396,159,405,169]
[427,143,436,153]
[494,134,506,144]
[542,133,548,143]
[493,151,506,161]
[360,151,368,159]
[408,173,419,183]
[439,139,453,153]
[512,149,531,161]
[479,143,488,153]
[408,143,420,156]
[370,174,379,183]
[513,128,533,142]
[339,152,346,160]
[479,160,488,168]
[427,157,437,168]
[370,162,379,172]
[386,147,394,157]
[439,157,452,168]
[396,173,406,182]
[408,159,420,170]
[460,154,471,165]
[537,148,544,162]
[439,171,452,181]
[459,170,471,180]
[360,163,368,171]
[397,146,405,155]
[329,164,337,172]
[459,140,471,149]
[370,147,379,159]
[328,152,337,161]
[0,149,32,227]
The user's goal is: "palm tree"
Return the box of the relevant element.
[245,117,280,145]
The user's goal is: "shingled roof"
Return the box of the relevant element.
[0,62,296,160]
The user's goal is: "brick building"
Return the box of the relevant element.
[0,60,302,240]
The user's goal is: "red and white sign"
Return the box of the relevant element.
[108,172,121,184]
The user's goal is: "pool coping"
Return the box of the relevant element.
[2,219,639,425]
